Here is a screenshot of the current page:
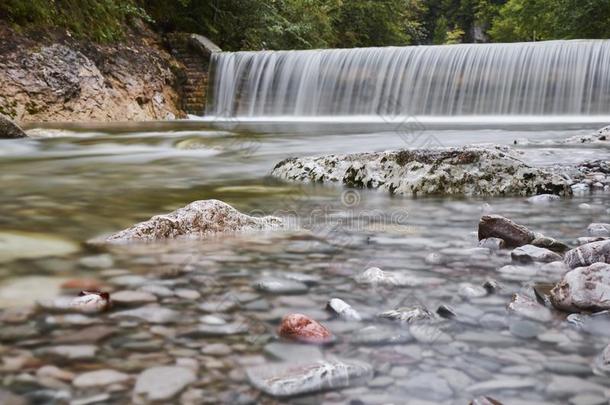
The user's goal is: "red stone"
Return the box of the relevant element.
[278,313,333,344]
[61,278,106,291]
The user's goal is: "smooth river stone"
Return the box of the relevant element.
[0,276,68,308]
[133,366,196,403]
[264,342,323,361]
[527,194,560,204]
[0,231,79,263]
[378,306,434,323]
[326,298,362,321]
[355,267,443,287]
[466,378,538,394]
[511,244,563,263]
[278,313,333,344]
[253,277,308,294]
[246,359,373,397]
[351,325,412,345]
[110,306,179,324]
[73,369,130,388]
[112,290,157,306]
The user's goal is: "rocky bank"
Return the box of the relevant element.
[0,25,184,123]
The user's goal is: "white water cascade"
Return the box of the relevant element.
[206,40,610,124]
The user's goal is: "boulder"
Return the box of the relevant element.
[0,114,26,139]
[588,223,610,237]
[271,146,569,197]
[478,215,535,248]
[246,359,372,397]
[511,245,562,263]
[101,199,283,243]
[564,240,610,269]
[277,313,333,344]
[550,263,610,312]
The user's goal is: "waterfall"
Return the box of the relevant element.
[206,40,610,119]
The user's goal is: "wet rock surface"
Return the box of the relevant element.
[272,146,570,197]
[0,28,182,122]
[0,114,26,139]
[564,240,610,268]
[550,263,610,312]
[478,215,535,248]
[102,200,284,243]
[0,157,609,403]
[327,298,362,321]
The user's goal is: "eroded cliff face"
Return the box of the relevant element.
[0,26,185,123]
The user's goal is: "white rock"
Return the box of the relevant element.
[0,276,67,309]
[458,283,488,299]
[511,245,562,264]
[112,290,157,306]
[133,366,196,403]
[110,306,179,324]
[326,298,362,321]
[36,365,75,382]
[73,369,130,388]
[527,194,560,204]
[0,231,79,264]
[355,267,443,287]
[42,345,97,360]
[101,199,284,243]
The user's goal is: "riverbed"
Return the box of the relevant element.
[0,123,609,404]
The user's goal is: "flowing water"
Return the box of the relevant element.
[208,40,610,119]
[0,121,609,404]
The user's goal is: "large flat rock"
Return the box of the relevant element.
[101,199,283,243]
[271,146,569,197]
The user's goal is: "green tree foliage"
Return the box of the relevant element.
[488,0,610,42]
[332,0,427,48]
[0,0,150,42]
[1,0,609,48]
